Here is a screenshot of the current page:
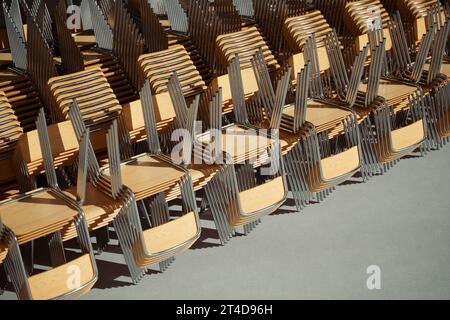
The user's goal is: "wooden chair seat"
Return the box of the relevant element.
[224,175,287,227]
[132,212,200,267]
[138,45,206,96]
[320,146,361,180]
[101,155,186,199]
[425,61,450,77]
[121,92,177,137]
[358,80,419,103]
[0,189,79,244]
[73,32,97,47]
[196,124,275,164]
[279,130,304,155]
[238,177,286,215]
[22,253,95,300]
[64,184,121,225]
[188,163,220,191]
[82,50,115,66]
[210,68,259,113]
[391,119,425,150]
[281,101,352,136]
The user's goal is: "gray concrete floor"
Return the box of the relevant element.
[1,146,449,300]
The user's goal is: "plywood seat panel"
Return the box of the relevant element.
[0,190,78,243]
[358,79,418,102]
[238,176,285,215]
[15,120,78,165]
[391,120,425,150]
[24,253,95,300]
[210,68,259,105]
[64,184,121,222]
[121,93,176,133]
[102,155,185,196]
[320,146,360,180]
[138,212,198,255]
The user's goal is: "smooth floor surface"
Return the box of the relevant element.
[1,146,449,300]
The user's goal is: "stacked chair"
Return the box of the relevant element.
[281,33,367,207]
[0,110,98,300]
[283,9,335,86]
[1,0,53,130]
[212,23,280,116]
[13,109,120,247]
[202,53,290,244]
[343,2,449,157]
[45,63,201,282]
[216,27,280,73]
[55,0,139,104]
[396,0,448,42]
[93,79,202,283]
[351,39,429,174]
[184,0,244,75]
[0,0,448,299]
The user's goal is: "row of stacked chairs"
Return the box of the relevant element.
[0,0,448,299]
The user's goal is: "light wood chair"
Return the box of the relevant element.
[199,54,289,244]
[0,1,48,132]
[47,67,125,163]
[281,55,364,206]
[81,76,203,282]
[354,39,429,173]
[16,108,122,249]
